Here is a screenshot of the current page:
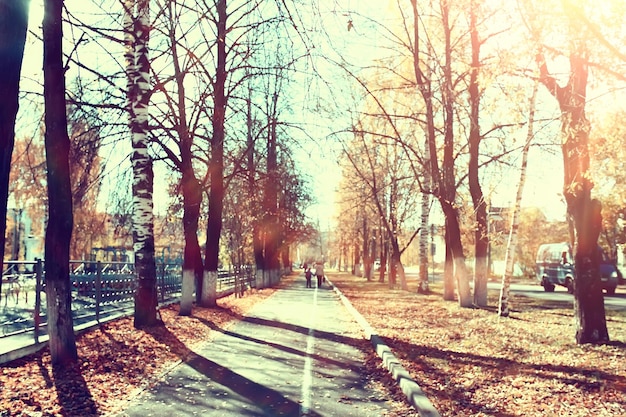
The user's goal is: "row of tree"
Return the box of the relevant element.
[327,0,626,344]
[0,0,320,365]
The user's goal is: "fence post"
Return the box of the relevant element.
[34,259,42,344]
[95,261,102,323]
[157,262,165,303]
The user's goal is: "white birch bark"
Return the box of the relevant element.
[418,191,430,293]
[130,0,153,252]
[201,270,217,306]
[125,0,158,326]
[498,79,539,317]
[180,269,194,315]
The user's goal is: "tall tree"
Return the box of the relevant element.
[467,0,489,307]
[43,0,78,365]
[149,1,205,315]
[0,0,30,300]
[262,88,280,286]
[499,79,539,317]
[412,0,472,306]
[335,172,368,277]
[538,47,607,343]
[248,83,265,278]
[144,0,300,301]
[409,0,452,299]
[124,0,160,327]
[260,60,294,286]
[202,0,227,306]
[530,0,611,344]
[340,116,419,289]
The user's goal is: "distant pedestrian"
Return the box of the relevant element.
[305,267,312,288]
[315,261,324,288]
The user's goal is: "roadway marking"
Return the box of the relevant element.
[300,287,317,416]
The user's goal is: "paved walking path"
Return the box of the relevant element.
[115,279,397,417]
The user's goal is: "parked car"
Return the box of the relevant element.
[535,242,619,295]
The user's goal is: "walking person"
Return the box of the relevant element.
[305,267,312,288]
[315,261,324,288]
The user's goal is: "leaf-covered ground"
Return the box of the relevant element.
[2,272,625,416]
[330,273,626,417]
[1,289,276,417]
[0,275,414,417]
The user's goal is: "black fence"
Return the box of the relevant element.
[1,260,256,341]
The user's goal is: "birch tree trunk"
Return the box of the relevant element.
[411,0,447,299]
[43,0,78,365]
[369,232,377,281]
[538,48,608,344]
[499,79,539,317]
[417,184,430,293]
[125,0,160,327]
[0,0,29,301]
[388,182,407,290]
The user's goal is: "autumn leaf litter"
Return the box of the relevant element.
[1,272,625,417]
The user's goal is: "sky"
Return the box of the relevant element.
[293,0,393,230]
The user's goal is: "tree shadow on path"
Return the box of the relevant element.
[143,324,324,417]
[194,315,363,372]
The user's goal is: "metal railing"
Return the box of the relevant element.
[1,260,256,342]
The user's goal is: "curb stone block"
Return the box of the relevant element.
[330,279,440,417]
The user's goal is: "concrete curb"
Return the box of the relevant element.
[329,279,441,417]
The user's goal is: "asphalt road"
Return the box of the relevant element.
[487,281,626,312]
[407,269,626,312]
[116,281,397,417]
